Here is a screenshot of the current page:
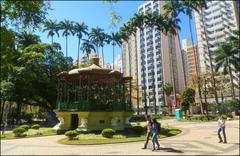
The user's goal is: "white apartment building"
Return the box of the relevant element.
[122,1,185,114]
[194,0,239,88]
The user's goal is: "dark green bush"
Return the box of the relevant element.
[101,128,116,138]
[129,115,146,122]
[19,125,30,131]
[64,130,78,140]
[31,124,40,130]
[13,127,26,137]
[131,126,145,135]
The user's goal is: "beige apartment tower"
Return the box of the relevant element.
[122,1,185,114]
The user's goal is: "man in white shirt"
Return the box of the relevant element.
[217,115,227,143]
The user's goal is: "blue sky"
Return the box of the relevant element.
[37,1,196,64]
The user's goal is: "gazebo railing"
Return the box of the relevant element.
[56,101,132,112]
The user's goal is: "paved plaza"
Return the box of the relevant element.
[1,119,239,155]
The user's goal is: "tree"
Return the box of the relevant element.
[89,27,104,56]
[1,0,51,30]
[108,32,122,69]
[17,31,41,50]
[74,22,88,66]
[99,32,109,67]
[214,42,239,100]
[43,19,60,44]
[181,88,195,115]
[59,19,75,57]
[81,39,96,60]
[163,83,173,114]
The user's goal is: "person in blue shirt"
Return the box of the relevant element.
[151,118,160,151]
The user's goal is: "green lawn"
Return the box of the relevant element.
[0,128,56,139]
[58,126,181,145]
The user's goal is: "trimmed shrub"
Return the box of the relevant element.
[131,126,145,135]
[101,128,116,138]
[19,125,30,131]
[151,115,161,119]
[31,124,40,130]
[13,127,26,137]
[65,130,78,140]
[129,115,146,122]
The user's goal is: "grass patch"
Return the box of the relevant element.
[0,128,56,139]
[58,126,181,145]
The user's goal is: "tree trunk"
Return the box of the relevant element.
[66,36,68,57]
[16,101,22,125]
[201,8,219,104]
[134,34,140,115]
[189,15,203,114]
[204,78,208,114]
[169,34,177,114]
[112,45,115,69]
[77,38,81,66]
[102,46,104,67]
[0,101,5,129]
[51,35,53,44]
[228,64,236,99]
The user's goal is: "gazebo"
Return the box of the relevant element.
[54,58,133,132]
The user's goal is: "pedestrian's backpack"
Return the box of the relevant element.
[157,122,161,134]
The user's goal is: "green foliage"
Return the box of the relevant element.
[1,0,51,30]
[223,100,239,113]
[129,115,146,122]
[19,125,30,131]
[101,128,116,138]
[151,114,161,119]
[163,83,173,96]
[65,130,78,140]
[181,88,195,112]
[131,126,145,135]
[31,124,40,130]
[13,127,26,137]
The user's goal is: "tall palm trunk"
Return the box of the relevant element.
[228,61,236,99]
[170,35,177,114]
[112,44,115,69]
[201,8,219,104]
[101,46,104,67]
[77,38,81,66]
[189,15,203,114]
[204,77,208,114]
[134,34,140,115]
[51,35,53,44]
[66,36,68,57]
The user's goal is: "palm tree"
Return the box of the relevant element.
[17,31,41,50]
[163,0,207,113]
[74,22,88,66]
[109,32,122,69]
[89,27,104,56]
[59,19,75,57]
[99,32,109,67]
[81,39,96,60]
[214,43,239,99]
[130,12,145,115]
[43,19,59,44]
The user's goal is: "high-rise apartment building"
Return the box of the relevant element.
[122,1,185,114]
[181,39,198,87]
[194,0,239,94]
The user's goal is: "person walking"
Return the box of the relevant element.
[142,115,152,149]
[217,115,227,143]
[151,118,160,151]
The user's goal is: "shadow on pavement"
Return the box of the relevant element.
[159,147,184,153]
